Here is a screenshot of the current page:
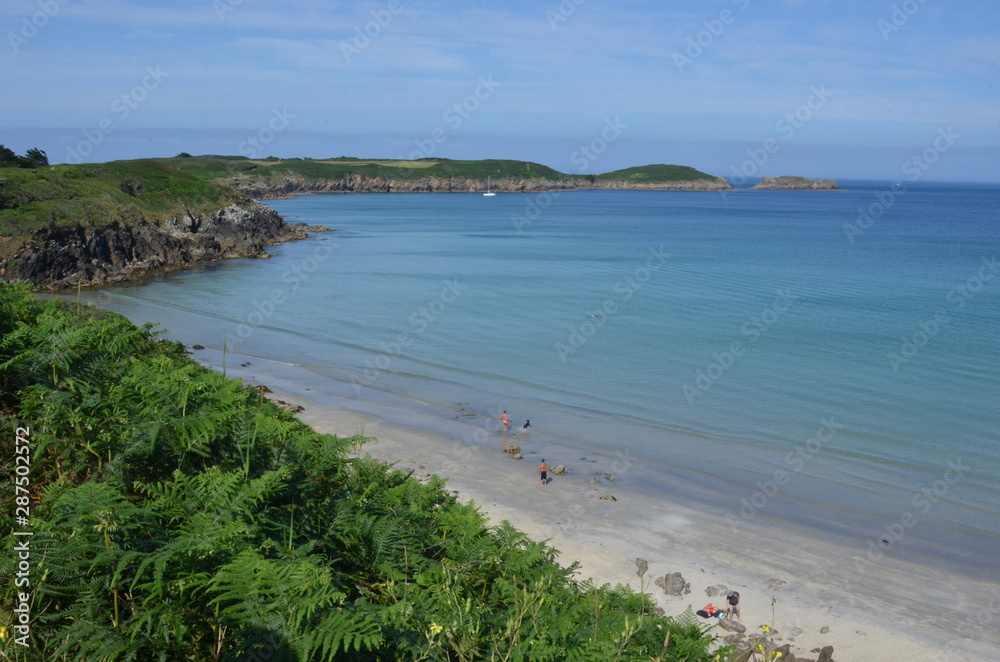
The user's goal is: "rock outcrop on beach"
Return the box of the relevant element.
[749,175,839,190]
[655,572,691,596]
[1,201,328,291]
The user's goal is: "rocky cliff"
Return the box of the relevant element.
[224,172,732,199]
[1,201,328,291]
[749,176,839,190]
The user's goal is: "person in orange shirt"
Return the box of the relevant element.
[696,604,722,619]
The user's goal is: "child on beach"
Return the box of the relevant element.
[501,411,510,432]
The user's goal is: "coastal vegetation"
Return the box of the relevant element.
[155,154,716,186]
[166,155,566,182]
[0,283,726,660]
[0,159,243,261]
[591,164,717,183]
[0,145,49,169]
[151,154,729,198]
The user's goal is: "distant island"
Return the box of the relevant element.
[749,175,839,190]
[156,155,836,198]
[164,156,733,197]
[0,154,838,290]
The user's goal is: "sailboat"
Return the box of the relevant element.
[483,175,497,196]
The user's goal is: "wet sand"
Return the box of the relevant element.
[202,349,997,661]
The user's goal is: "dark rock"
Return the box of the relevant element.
[820,626,829,634]
[749,175,839,191]
[817,645,834,662]
[774,644,796,661]
[598,494,617,501]
[654,572,690,596]
[717,618,746,634]
[635,558,648,578]
[706,584,729,597]
[3,201,322,291]
[192,344,205,350]
[502,445,520,455]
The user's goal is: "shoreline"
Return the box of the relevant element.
[242,182,840,201]
[194,348,997,662]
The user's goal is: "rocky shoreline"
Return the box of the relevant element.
[1,201,329,291]
[224,172,734,199]
[749,175,840,190]
[224,172,840,200]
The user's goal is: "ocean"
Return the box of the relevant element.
[74,182,1000,578]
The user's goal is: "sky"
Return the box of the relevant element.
[2,0,998,182]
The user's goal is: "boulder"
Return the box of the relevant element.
[774,644,795,661]
[654,572,690,596]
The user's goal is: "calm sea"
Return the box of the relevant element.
[76,183,1000,576]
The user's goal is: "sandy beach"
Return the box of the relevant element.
[195,349,995,661]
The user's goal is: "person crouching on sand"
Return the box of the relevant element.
[539,459,548,486]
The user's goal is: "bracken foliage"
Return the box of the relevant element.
[0,283,726,661]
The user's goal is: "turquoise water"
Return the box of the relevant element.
[79,184,1000,576]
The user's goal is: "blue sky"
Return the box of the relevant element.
[3,0,998,181]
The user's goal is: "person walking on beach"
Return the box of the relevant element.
[539,458,548,486]
[501,410,510,432]
[726,590,741,622]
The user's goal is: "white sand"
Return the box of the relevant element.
[210,352,997,662]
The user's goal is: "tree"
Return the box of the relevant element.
[0,144,19,166]
[0,145,48,168]
[22,147,48,167]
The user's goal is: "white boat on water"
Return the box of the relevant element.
[483,175,497,196]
